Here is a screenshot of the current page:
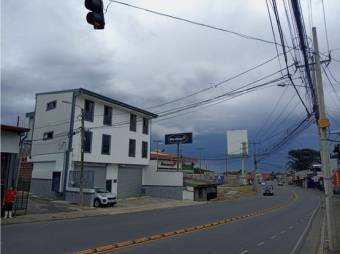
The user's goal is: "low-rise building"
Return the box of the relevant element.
[1,124,30,202]
[28,88,157,206]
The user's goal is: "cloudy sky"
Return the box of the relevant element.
[1,0,340,172]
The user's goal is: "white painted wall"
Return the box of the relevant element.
[31,92,73,157]
[183,187,194,200]
[143,161,183,186]
[32,161,56,179]
[1,131,20,153]
[71,95,151,165]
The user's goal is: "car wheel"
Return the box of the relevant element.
[93,198,101,208]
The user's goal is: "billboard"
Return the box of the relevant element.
[165,133,193,145]
[226,130,248,156]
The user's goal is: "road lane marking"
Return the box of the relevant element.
[270,235,277,239]
[280,230,287,234]
[289,226,294,229]
[240,250,249,254]
[73,189,298,254]
[256,241,265,246]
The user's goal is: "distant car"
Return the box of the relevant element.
[93,188,117,207]
[262,185,274,196]
[278,182,284,186]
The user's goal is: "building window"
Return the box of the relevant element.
[142,141,148,158]
[143,118,149,135]
[84,99,94,122]
[84,131,92,153]
[101,134,111,155]
[46,100,57,111]
[130,114,137,132]
[129,139,136,157]
[43,131,54,140]
[103,106,112,125]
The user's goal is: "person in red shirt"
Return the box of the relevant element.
[4,186,17,219]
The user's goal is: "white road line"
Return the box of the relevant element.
[256,241,265,247]
[280,230,287,234]
[239,250,249,254]
[270,235,277,239]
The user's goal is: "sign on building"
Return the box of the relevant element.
[226,130,248,156]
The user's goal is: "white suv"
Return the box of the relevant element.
[93,188,117,207]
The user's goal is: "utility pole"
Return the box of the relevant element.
[251,142,260,190]
[79,108,85,207]
[240,142,247,185]
[312,27,337,250]
[176,142,180,171]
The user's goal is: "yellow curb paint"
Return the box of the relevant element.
[162,231,176,237]
[72,249,94,254]
[149,234,163,240]
[133,237,150,244]
[185,227,197,232]
[116,241,134,248]
[203,223,213,227]
[95,244,117,252]
[175,229,186,234]
[195,225,204,230]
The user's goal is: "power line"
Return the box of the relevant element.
[107,0,284,47]
[146,53,284,109]
[321,0,330,53]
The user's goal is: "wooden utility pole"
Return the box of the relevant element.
[312,27,337,250]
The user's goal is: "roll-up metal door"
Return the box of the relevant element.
[117,166,142,198]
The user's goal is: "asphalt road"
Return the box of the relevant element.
[2,185,321,254]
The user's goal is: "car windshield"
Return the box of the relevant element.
[95,188,109,193]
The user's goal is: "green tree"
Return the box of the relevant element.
[287,148,320,171]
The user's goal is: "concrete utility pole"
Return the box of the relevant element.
[312,27,337,250]
[251,142,260,190]
[241,142,247,184]
[79,108,85,207]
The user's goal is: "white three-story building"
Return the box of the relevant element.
[28,88,157,205]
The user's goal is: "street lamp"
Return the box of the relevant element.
[62,100,85,207]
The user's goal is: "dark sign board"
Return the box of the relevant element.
[165,133,193,144]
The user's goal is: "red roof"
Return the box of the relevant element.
[1,124,30,133]
[150,151,197,162]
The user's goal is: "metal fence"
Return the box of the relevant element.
[14,177,31,215]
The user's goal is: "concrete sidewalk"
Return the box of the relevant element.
[1,196,203,225]
[320,195,340,254]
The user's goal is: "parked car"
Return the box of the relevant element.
[278,181,284,186]
[262,185,274,196]
[93,188,117,207]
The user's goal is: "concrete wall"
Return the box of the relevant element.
[183,186,194,200]
[143,161,183,186]
[142,185,183,200]
[71,95,151,165]
[65,191,94,206]
[30,178,61,198]
[1,131,20,153]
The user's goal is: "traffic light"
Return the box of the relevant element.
[85,0,105,29]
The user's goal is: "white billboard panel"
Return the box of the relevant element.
[226,130,248,156]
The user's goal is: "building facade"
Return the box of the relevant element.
[28,88,157,205]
